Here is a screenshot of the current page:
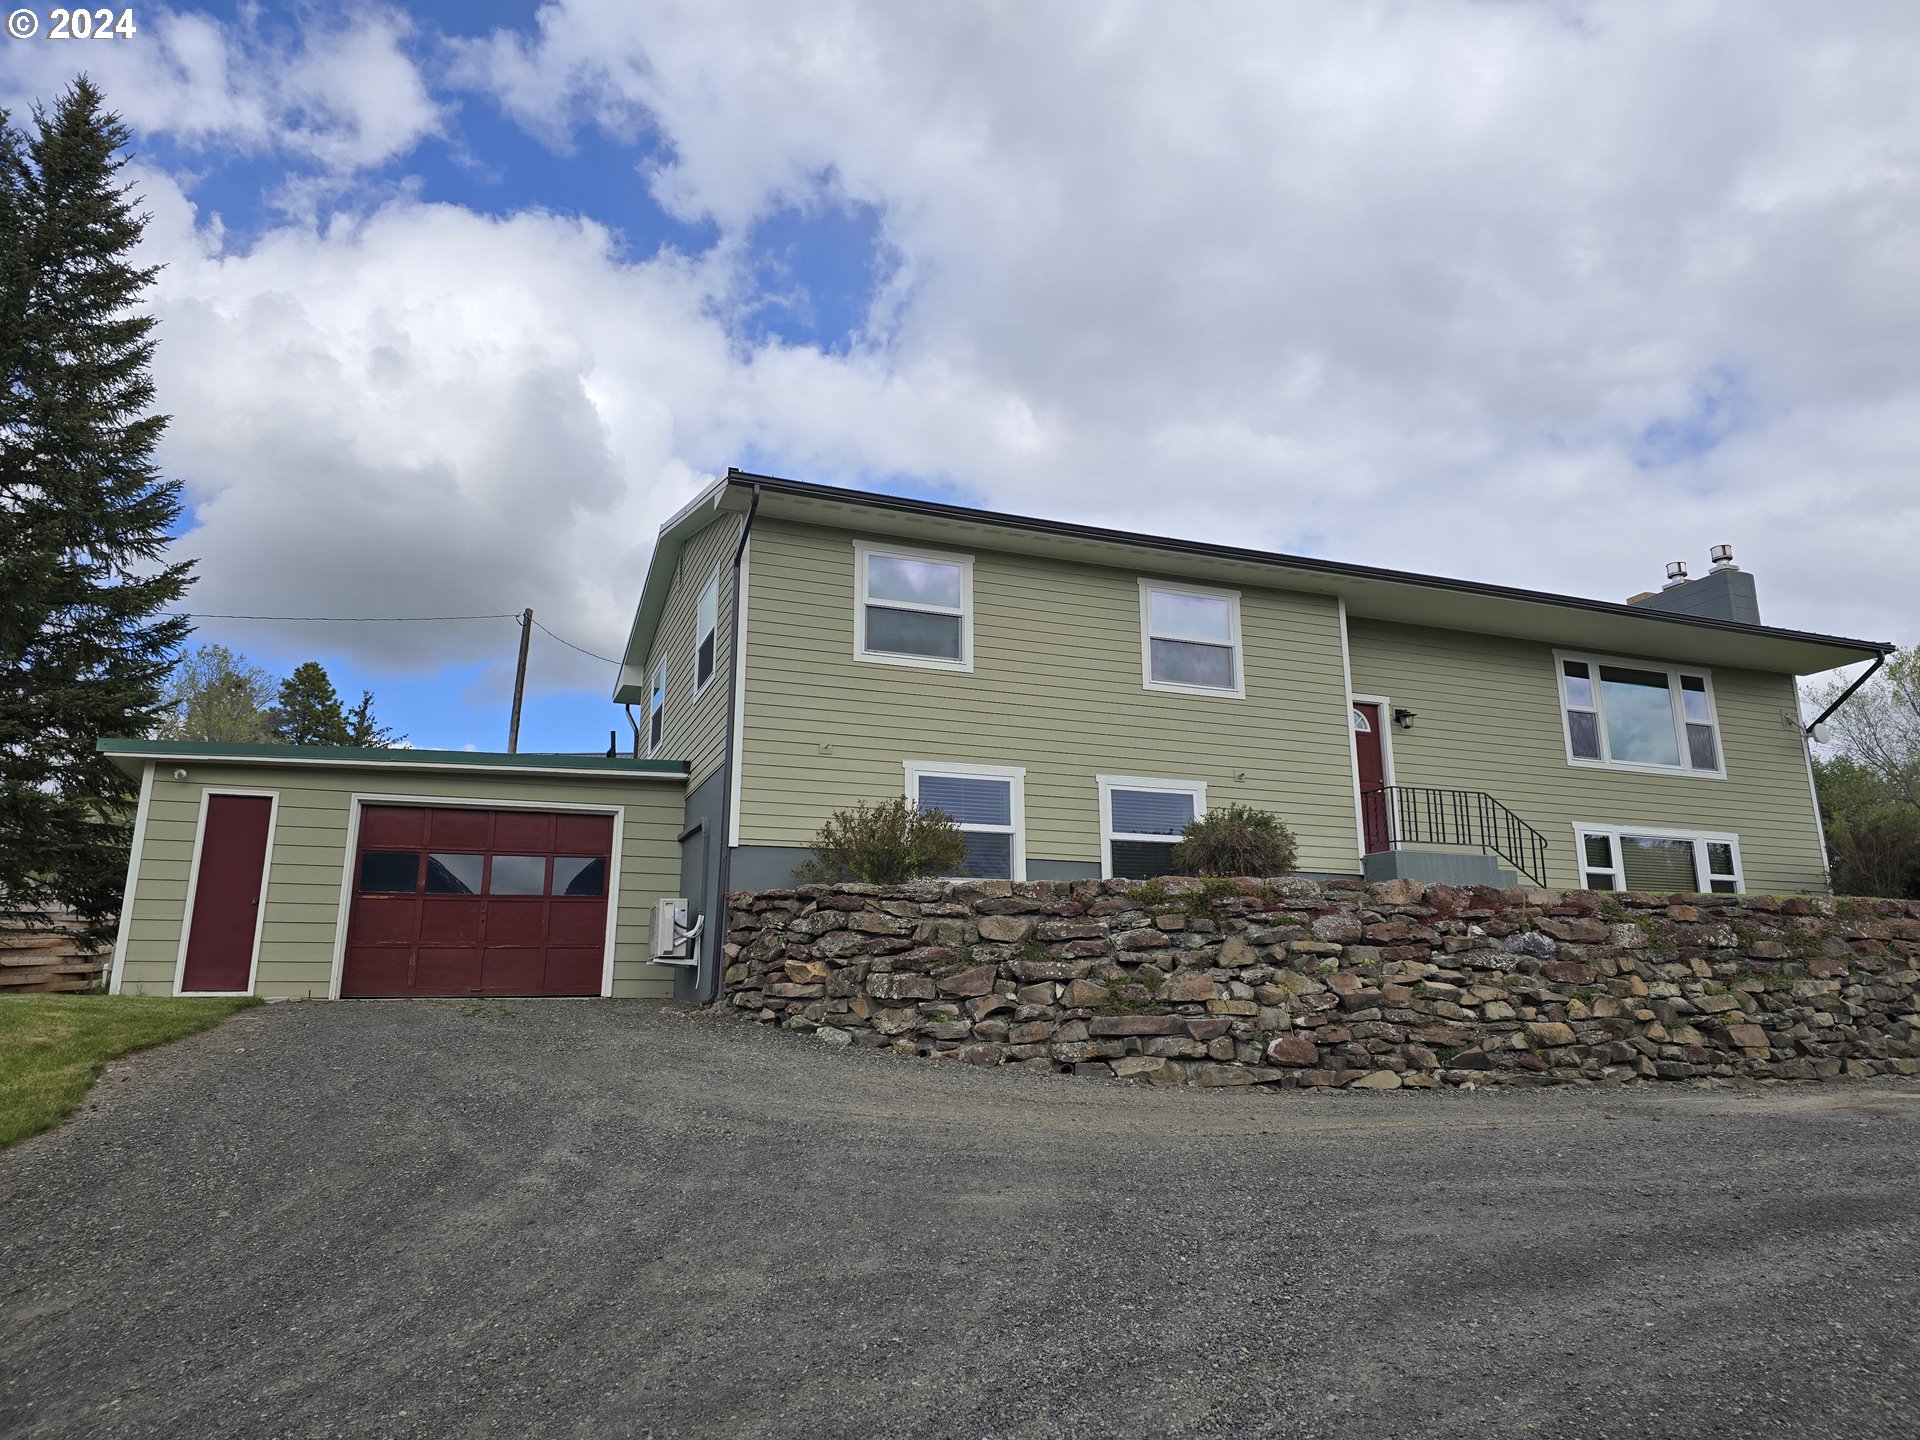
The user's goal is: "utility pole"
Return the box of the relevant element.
[508,608,532,753]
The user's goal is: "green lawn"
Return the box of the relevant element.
[0,994,261,1148]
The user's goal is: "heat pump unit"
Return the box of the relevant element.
[650,898,701,966]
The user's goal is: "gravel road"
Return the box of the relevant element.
[3,999,1917,1439]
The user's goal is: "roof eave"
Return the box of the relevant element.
[612,477,747,702]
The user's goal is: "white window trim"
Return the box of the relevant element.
[1138,578,1245,699]
[1570,821,1745,895]
[1096,774,1207,879]
[693,566,721,698]
[903,759,1025,880]
[647,660,667,757]
[1552,649,1726,780]
[172,788,280,997]
[854,541,974,672]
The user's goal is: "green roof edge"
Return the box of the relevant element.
[97,738,688,776]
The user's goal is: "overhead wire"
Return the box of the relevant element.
[173,610,622,666]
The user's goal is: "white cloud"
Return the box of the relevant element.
[45,0,1917,729]
[1,6,441,174]
[438,0,1920,646]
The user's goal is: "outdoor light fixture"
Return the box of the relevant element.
[172,768,188,781]
[1393,709,1416,730]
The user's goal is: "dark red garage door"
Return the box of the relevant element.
[342,806,613,998]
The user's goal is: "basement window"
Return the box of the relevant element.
[1577,826,1743,894]
[855,542,973,671]
[904,761,1024,879]
[1098,775,1206,879]
[1556,652,1723,777]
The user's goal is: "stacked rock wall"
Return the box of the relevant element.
[722,877,1920,1088]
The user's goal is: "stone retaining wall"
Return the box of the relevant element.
[722,878,1920,1088]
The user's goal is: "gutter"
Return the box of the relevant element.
[706,482,762,1005]
[1804,651,1888,737]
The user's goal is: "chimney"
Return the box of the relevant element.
[1627,545,1761,625]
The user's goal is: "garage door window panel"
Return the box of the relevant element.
[424,852,483,894]
[554,856,607,896]
[489,855,547,894]
[359,851,420,893]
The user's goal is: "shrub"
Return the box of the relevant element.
[1171,804,1298,878]
[1827,806,1920,899]
[795,798,967,885]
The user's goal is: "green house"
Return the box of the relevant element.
[617,471,1887,1002]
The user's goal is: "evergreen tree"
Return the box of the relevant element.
[343,689,404,748]
[0,81,193,933]
[270,661,350,746]
[158,643,276,743]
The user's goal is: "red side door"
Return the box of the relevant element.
[181,794,274,993]
[1353,703,1390,854]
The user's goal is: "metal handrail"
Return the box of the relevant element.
[1360,785,1550,887]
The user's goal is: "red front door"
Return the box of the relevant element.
[1353,703,1390,854]
[341,806,613,998]
[181,794,273,993]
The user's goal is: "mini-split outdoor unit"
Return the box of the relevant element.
[650,897,703,967]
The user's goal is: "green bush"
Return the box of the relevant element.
[795,798,968,885]
[1171,804,1298,878]
[1827,806,1920,899]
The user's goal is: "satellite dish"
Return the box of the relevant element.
[1809,722,1833,745]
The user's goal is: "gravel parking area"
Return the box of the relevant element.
[3,999,1917,1439]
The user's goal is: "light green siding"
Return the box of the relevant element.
[738,520,1362,874]
[1346,620,1828,893]
[117,762,685,998]
[643,514,741,789]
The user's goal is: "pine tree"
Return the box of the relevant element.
[158,643,277,743]
[270,661,350,746]
[343,689,404,748]
[0,81,193,935]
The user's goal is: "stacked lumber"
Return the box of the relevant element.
[0,911,108,993]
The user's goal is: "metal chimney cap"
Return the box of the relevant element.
[1710,543,1738,571]
[1663,560,1689,587]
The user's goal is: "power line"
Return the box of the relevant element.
[179,612,519,622]
[175,609,623,666]
[531,618,621,666]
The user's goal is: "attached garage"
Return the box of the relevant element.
[100,741,691,1000]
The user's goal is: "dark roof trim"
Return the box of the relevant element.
[725,469,1895,658]
[98,738,688,780]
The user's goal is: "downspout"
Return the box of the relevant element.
[1804,651,1888,736]
[623,703,642,758]
[706,482,761,1005]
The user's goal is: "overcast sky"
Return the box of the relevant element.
[5,0,1915,750]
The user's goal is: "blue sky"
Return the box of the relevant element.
[4,0,1915,751]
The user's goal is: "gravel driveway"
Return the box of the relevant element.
[3,1000,1917,1439]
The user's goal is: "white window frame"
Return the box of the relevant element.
[903,760,1025,880]
[1096,774,1207,880]
[693,568,721,697]
[1552,649,1726,780]
[1139,579,1245,699]
[1571,822,1745,895]
[647,660,667,757]
[854,541,974,672]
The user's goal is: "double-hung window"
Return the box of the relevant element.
[1140,581,1243,697]
[1556,652,1723,776]
[1577,825,1743,895]
[1098,775,1206,879]
[694,572,720,694]
[904,761,1024,879]
[647,661,666,756]
[855,543,972,670]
